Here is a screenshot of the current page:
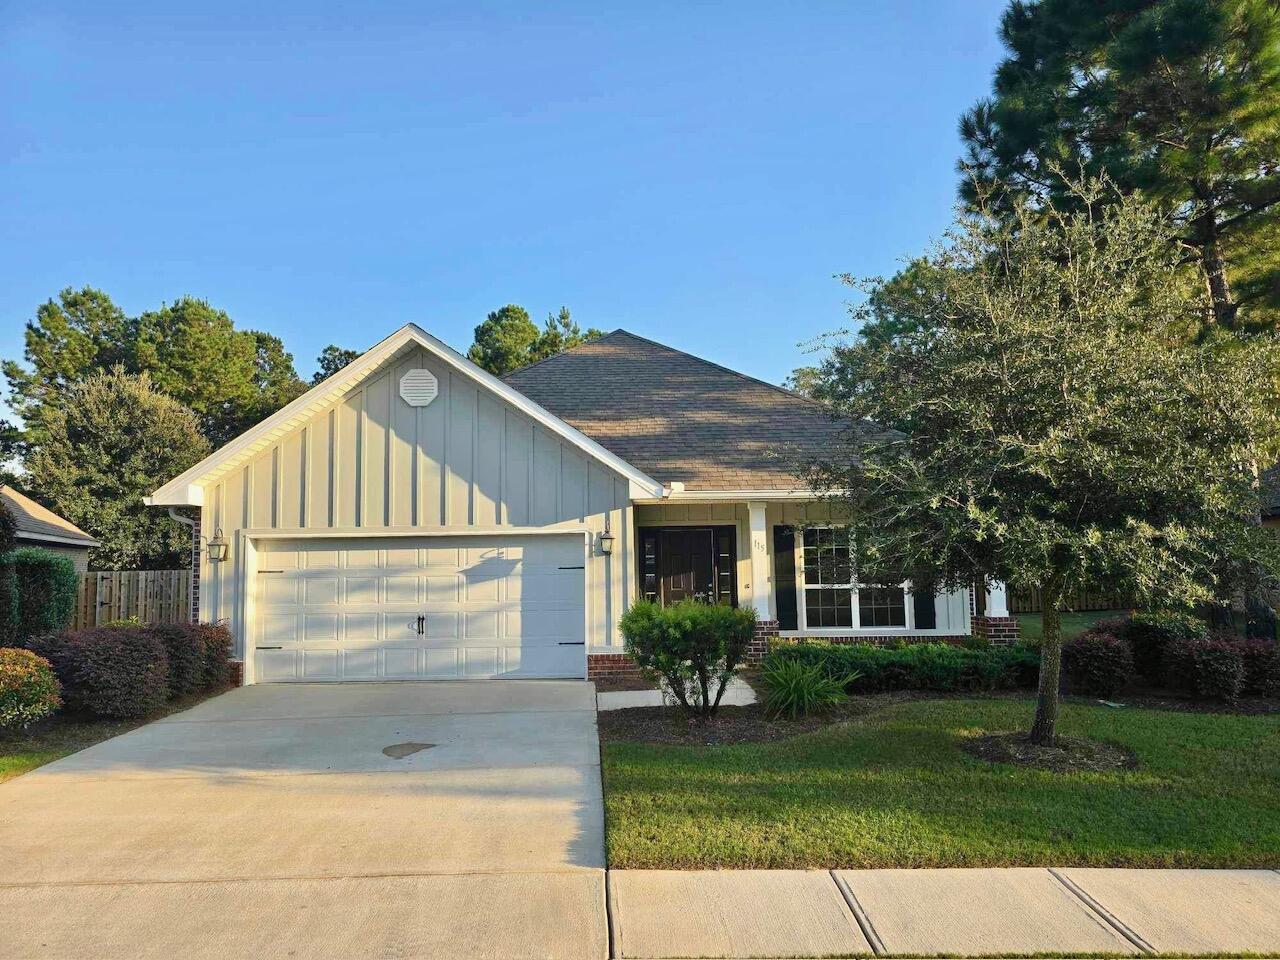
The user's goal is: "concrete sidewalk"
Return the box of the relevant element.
[607,867,1280,958]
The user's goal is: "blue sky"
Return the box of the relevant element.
[1,1,1006,392]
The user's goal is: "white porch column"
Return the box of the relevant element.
[747,501,771,617]
[986,581,1010,618]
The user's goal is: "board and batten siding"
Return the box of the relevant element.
[199,346,633,656]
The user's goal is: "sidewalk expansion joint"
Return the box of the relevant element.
[830,870,887,956]
[1049,867,1155,955]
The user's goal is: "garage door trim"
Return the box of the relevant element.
[237,526,592,685]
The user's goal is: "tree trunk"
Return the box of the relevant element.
[1193,190,1238,330]
[1029,576,1066,746]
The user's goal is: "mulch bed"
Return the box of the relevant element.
[592,676,660,693]
[596,692,925,745]
[1065,688,1280,716]
[963,731,1138,773]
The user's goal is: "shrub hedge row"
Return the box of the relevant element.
[766,640,1040,694]
[26,622,234,720]
[0,548,78,646]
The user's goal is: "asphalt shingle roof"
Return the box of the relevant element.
[2,485,99,547]
[503,330,848,490]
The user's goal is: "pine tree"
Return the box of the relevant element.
[960,0,1280,333]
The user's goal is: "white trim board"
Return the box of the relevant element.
[148,323,664,507]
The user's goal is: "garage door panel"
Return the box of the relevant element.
[255,534,586,681]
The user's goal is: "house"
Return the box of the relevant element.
[147,325,1017,684]
[1,485,100,574]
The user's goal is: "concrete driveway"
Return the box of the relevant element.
[0,681,606,960]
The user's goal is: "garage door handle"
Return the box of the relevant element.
[558,565,585,570]
[257,646,283,650]
[558,641,585,646]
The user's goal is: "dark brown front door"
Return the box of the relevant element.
[660,529,715,604]
[640,526,738,606]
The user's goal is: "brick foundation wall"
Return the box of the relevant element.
[971,615,1021,645]
[587,653,645,683]
[776,634,971,648]
[746,619,779,664]
[228,659,244,687]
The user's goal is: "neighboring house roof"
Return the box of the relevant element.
[504,330,848,491]
[148,323,664,507]
[1,486,100,548]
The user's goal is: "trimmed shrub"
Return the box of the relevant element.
[1063,629,1135,696]
[1232,636,1278,694]
[28,626,170,718]
[1123,611,1207,684]
[1163,634,1246,703]
[147,624,206,698]
[760,656,854,719]
[194,623,234,690]
[620,600,756,718]
[767,641,1039,694]
[0,548,79,645]
[1262,653,1280,699]
[0,648,61,728]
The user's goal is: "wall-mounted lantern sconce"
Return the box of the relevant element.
[205,528,229,563]
[599,517,615,556]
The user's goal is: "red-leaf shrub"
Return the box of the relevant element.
[194,623,234,690]
[1231,636,1278,694]
[0,647,61,728]
[28,626,170,718]
[1121,611,1207,684]
[1163,634,1246,703]
[1063,629,1135,696]
[146,624,206,698]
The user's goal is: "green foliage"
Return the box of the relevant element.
[1125,611,1209,683]
[1063,629,1136,696]
[619,600,756,718]
[768,642,1038,694]
[24,369,209,569]
[960,0,1280,332]
[0,548,78,645]
[467,304,603,375]
[312,345,361,384]
[1164,634,1247,702]
[4,287,307,449]
[28,626,170,719]
[759,656,853,718]
[802,181,1280,743]
[0,499,15,555]
[0,648,61,728]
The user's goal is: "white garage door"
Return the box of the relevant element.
[252,534,587,681]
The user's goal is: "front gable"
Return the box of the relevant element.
[148,324,663,513]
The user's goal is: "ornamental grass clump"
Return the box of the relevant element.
[619,600,756,719]
[760,656,856,719]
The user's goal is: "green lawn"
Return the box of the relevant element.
[0,715,147,783]
[1015,609,1126,642]
[602,698,1280,869]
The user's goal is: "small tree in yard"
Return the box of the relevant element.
[803,180,1280,745]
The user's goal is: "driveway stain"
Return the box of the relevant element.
[382,742,436,759]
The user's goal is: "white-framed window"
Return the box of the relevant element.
[799,527,908,631]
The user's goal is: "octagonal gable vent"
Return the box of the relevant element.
[399,369,439,407]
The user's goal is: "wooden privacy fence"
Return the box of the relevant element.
[72,570,191,629]
[1008,584,1132,614]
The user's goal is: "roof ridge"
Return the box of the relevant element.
[599,329,830,408]
[501,329,620,380]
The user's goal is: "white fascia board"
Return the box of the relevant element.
[149,323,663,507]
[16,531,101,548]
[635,488,835,503]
